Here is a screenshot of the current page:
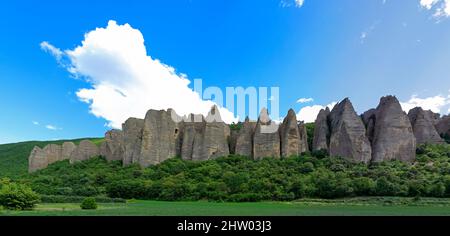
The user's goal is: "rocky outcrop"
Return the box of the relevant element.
[201,106,230,160]
[139,109,181,167]
[182,106,230,161]
[29,146,47,173]
[229,128,239,154]
[29,140,99,172]
[371,96,416,162]
[312,107,330,151]
[181,114,204,160]
[253,108,280,160]
[328,98,372,163]
[298,122,309,153]
[280,109,307,157]
[122,118,144,166]
[100,130,124,161]
[361,109,377,143]
[408,107,444,144]
[235,117,256,157]
[436,115,450,138]
[70,140,100,163]
[43,144,63,164]
[29,95,448,172]
[62,142,76,160]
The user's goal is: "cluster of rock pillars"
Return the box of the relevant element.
[29,95,450,173]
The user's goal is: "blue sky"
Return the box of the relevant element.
[1,0,450,144]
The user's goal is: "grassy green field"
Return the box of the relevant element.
[3,199,450,216]
[0,138,103,179]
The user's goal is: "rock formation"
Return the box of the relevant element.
[408,107,444,144]
[62,142,76,160]
[361,109,377,143]
[436,115,450,138]
[280,109,307,157]
[328,98,372,163]
[29,95,449,172]
[182,106,230,161]
[43,144,63,164]
[229,128,239,154]
[139,109,181,167]
[312,107,330,151]
[298,122,309,153]
[122,118,144,165]
[371,96,416,162]
[253,108,280,160]
[181,114,204,160]
[200,106,230,160]
[70,140,100,163]
[29,146,47,173]
[100,130,125,161]
[235,117,256,157]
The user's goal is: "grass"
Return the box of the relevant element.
[0,138,104,179]
[4,199,450,216]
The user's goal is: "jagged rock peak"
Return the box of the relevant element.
[235,117,256,157]
[253,108,280,160]
[206,105,223,123]
[328,98,372,163]
[312,107,330,151]
[371,95,416,162]
[280,108,303,157]
[408,107,444,144]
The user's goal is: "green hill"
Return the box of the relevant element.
[0,138,103,179]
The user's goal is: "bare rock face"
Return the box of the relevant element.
[62,142,76,160]
[435,115,450,138]
[200,106,230,160]
[298,122,309,153]
[235,117,256,157]
[181,107,230,161]
[312,107,330,151]
[280,109,303,157]
[361,109,377,143]
[229,128,239,155]
[44,144,63,164]
[70,140,99,163]
[328,98,372,163]
[181,114,205,160]
[140,109,181,167]
[122,118,144,166]
[253,108,280,160]
[100,130,125,161]
[371,96,416,163]
[408,107,444,144]
[28,146,47,173]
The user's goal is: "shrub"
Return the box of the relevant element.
[80,197,97,210]
[0,182,40,210]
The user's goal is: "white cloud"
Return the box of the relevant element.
[40,41,63,61]
[42,20,237,128]
[420,0,450,18]
[32,121,39,125]
[400,93,450,114]
[280,0,304,8]
[295,0,304,8]
[296,97,314,103]
[297,102,337,123]
[421,0,439,9]
[45,125,61,131]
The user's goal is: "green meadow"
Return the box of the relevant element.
[3,199,450,216]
